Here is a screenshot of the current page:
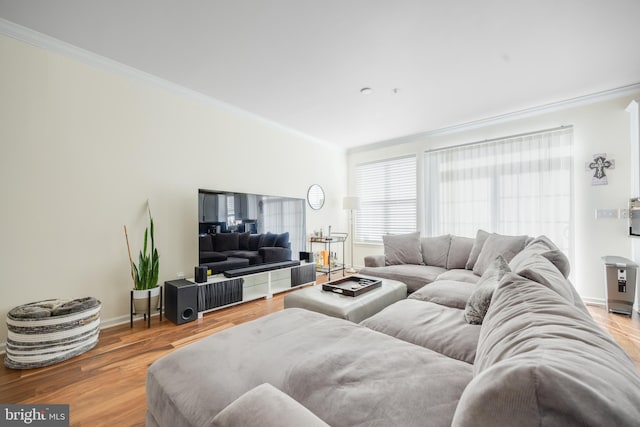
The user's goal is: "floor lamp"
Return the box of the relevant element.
[343,196,360,273]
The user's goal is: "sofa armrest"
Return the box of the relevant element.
[211,383,328,427]
[364,254,386,267]
[259,247,292,263]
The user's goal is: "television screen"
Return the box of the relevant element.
[198,189,306,261]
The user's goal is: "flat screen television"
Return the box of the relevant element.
[198,188,307,260]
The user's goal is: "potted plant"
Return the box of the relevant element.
[124,207,160,315]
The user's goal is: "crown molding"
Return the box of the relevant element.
[0,18,339,150]
[348,82,640,154]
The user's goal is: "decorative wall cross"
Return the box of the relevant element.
[586,153,615,186]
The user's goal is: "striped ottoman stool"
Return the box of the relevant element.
[5,297,101,369]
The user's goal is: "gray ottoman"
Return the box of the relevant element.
[284,278,407,323]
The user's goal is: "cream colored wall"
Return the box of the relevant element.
[348,91,640,304]
[0,34,346,346]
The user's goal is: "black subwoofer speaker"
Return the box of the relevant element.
[165,279,198,325]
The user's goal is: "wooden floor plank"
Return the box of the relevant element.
[1,273,639,427]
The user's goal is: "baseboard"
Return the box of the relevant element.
[99,314,131,329]
[582,297,606,306]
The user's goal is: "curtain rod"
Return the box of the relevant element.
[424,125,573,153]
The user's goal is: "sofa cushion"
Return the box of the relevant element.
[453,273,640,427]
[465,229,490,270]
[215,233,239,252]
[259,247,292,264]
[421,234,451,268]
[211,383,328,427]
[383,231,423,265]
[238,231,250,250]
[224,250,263,265]
[436,269,480,284]
[364,254,385,267]
[464,255,510,325]
[509,235,570,278]
[259,232,278,248]
[358,264,445,293]
[274,232,290,248]
[361,299,481,364]
[472,233,528,276]
[199,251,227,263]
[199,234,214,252]
[446,236,474,269]
[513,253,574,303]
[249,234,261,251]
[409,280,474,309]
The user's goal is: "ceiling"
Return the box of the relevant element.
[1,1,640,149]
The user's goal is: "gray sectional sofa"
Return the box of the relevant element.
[146,230,640,426]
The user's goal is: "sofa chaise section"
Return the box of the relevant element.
[146,308,473,427]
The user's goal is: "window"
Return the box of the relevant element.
[354,155,417,243]
[424,127,573,255]
[261,197,306,256]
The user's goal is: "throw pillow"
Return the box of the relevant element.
[421,234,451,267]
[541,250,571,278]
[514,253,574,303]
[249,234,261,251]
[211,383,329,427]
[508,235,571,278]
[465,229,490,270]
[274,232,290,248]
[238,232,250,250]
[199,234,214,252]
[446,235,475,269]
[472,233,528,276]
[464,255,510,325]
[383,231,423,265]
[259,232,278,248]
[215,232,239,252]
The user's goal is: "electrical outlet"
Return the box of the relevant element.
[620,208,629,219]
[176,272,185,279]
[595,208,619,219]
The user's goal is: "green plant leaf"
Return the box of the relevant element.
[129,207,159,290]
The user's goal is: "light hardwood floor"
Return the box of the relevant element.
[1,273,639,427]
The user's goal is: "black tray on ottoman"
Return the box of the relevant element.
[322,275,382,297]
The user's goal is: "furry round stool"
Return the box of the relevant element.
[5,297,101,369]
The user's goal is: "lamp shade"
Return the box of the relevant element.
[342,196,361,210]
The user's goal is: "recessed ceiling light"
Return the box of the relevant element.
[360,87,373,95]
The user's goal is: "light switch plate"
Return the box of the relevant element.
[595,208,619,219]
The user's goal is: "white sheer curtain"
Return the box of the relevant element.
[424,127,573,255]
[260,197,306,256]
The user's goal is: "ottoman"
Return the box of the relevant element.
[284,278,407,323]
[5,297,101,369]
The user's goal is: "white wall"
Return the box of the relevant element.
[0,34,346,346]
[348,90,640,305]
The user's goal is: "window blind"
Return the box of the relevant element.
[354,155,417,243]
